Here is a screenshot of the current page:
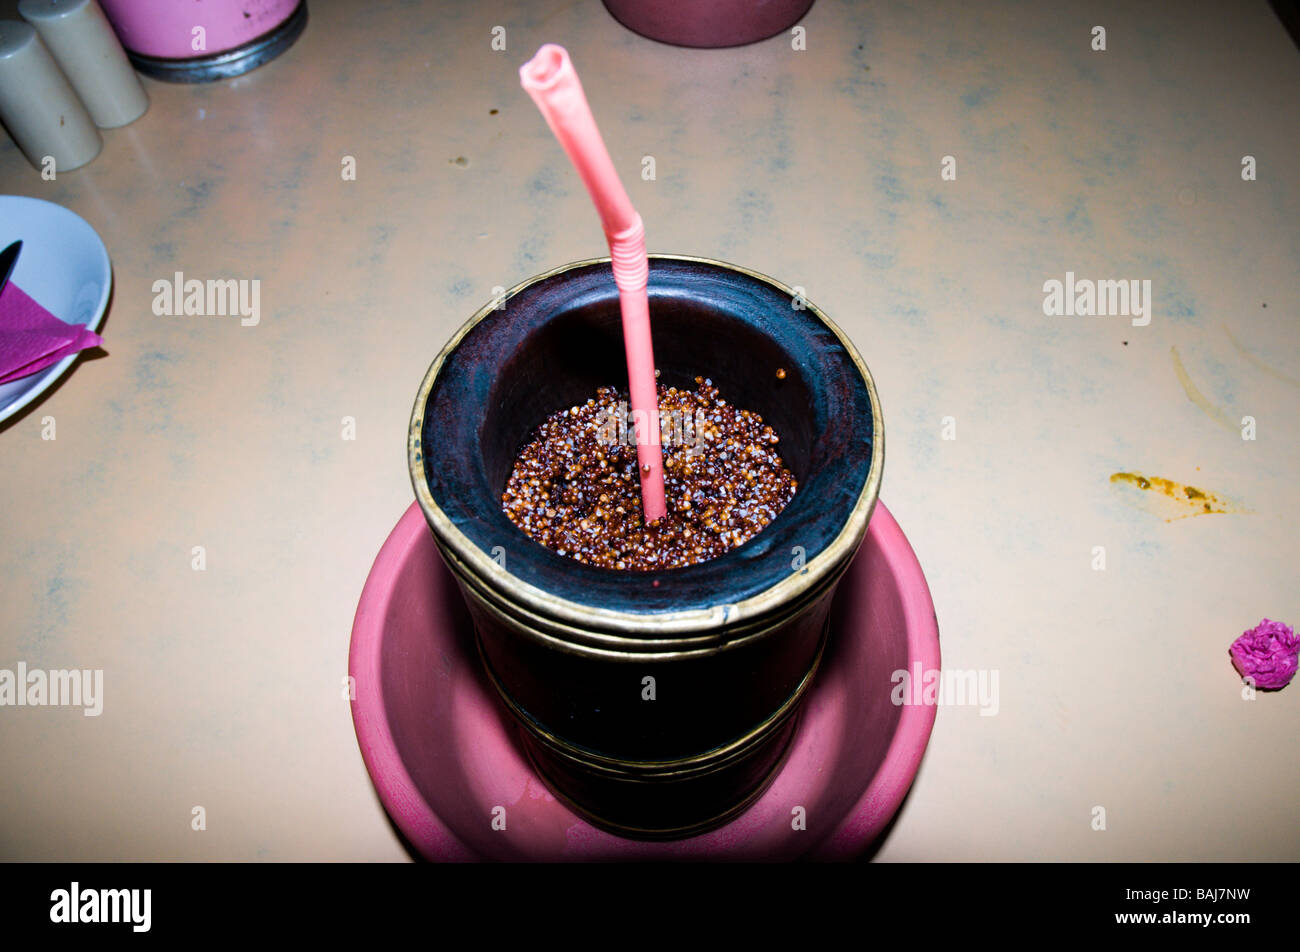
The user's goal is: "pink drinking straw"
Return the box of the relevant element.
[520,44,667,524]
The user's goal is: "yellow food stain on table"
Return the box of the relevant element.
[1109,472,1245,520]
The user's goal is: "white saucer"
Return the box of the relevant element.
[0,195,112,424]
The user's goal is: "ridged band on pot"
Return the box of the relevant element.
[407,254,885,643]
[520,715,802,840]
[476,615,829,779]
[462,560,835,761]
[432,526,855,659]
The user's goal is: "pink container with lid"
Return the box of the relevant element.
[98,0,306,82]
[603,0,815,48]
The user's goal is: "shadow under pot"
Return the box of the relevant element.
[409,255,883,839]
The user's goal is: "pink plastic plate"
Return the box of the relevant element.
[349,501,940,861]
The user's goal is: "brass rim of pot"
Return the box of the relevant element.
[409,254,885,642]
[440,531,854,656]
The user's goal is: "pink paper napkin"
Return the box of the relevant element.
[0,282,103,385]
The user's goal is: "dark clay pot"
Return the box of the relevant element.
[409,255,883,838]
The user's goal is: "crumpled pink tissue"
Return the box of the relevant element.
[1230,618,1298,690]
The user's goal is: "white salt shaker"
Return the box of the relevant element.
[0,20,101,172]
[19,0,147,128]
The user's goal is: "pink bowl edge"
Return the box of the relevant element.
[350,500,940,862]
[349,506,477,862]
[814,501,941,859]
